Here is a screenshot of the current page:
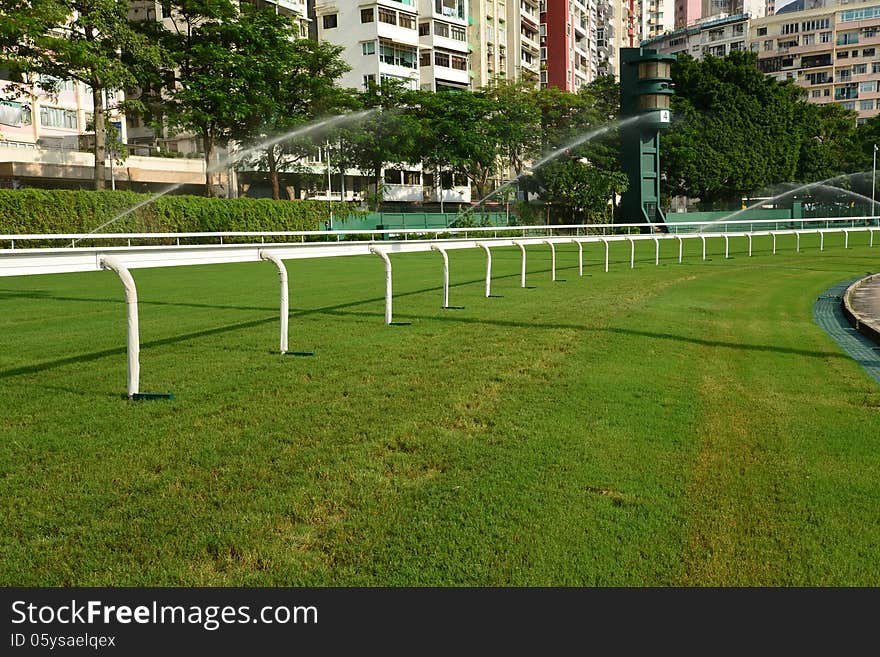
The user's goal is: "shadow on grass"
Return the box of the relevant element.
[313,307,857,362]
[3,254,874,380]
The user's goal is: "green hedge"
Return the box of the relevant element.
[0,189,362,236]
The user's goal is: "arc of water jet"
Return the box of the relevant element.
[71,110,377,246]
[701,169,877,231]
[453,115,645,226]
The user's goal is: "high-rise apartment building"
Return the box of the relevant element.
[751,0,880,123]
[644,0,880,124]
[540,0,598,91]
[311,1,469,92]
[469,0,543,89]
[642,0,676,39]
[675,0,702,27]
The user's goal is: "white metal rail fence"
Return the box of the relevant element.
[1,217,877,398]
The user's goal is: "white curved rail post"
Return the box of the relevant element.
[600,238,609,272]
[628,237,635,269]
[677,235,683,263]
[724,235,730,259]
[843,229,849,249]
[370,247,393,324]
[771,232,777,254]
[747,233,753,257]
[653,237,660,265]
[100,256,140,398]
[795,231,801,252]
[259,250,289,354]
[544,240,557,281]
[820,230,825,251]
[477,242,492,297]
[701,235,707,261]
[571,239,584,277]
[513,241,527,287]
[430,244,450,308]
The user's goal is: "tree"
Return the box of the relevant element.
[332,79,422,210]
[796,101,860,184]
[0,0,161,190]
[529,157,628,223]
[662,51,806,209]
[409,88,503,202]
[137,1,314,197]
[229,18,353,201]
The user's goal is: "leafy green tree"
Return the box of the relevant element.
[136,1,314,197]
[332,80,422,210]
[230,23,353,201]
[527,157,628,223]
[409,88,504,202]
[662,51,805,209]
[796,101,860,185]
[0,0,161,190]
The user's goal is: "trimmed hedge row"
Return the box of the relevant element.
[0,189,361,235]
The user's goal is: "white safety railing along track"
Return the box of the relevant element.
[2,217,877,398]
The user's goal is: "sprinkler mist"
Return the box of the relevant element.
[71,109,376,246]
[452,115,643,227]
[700,170,876,232]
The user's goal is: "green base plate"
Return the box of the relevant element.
[284,351,315,357]
[129,392,174,401]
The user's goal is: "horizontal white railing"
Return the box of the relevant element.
[1,215,878,250]
[1,218,876,398]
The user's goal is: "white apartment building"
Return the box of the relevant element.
[314,1,422,91]
[418,0,471,91]
[598,0,642,78]
[641,0,676,40]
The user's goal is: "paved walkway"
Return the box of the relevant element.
[814,278,880,385]
[846,274,880,341]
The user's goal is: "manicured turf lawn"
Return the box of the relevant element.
[1,232,878,586]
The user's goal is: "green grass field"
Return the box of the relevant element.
[1,233,878,586]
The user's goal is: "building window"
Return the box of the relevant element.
[820,31,831,43]
[451,25,466,41]
[860,80,876,92]
[434,51,450,67]
[811,89,821,98]
[419,22,430,36]
[39,106,77,129]
[780,23,799,35]
[802,34,814,46]
[757,26,767,36]
[379,7,396,24]
[801,18,830,31]
[399,13,416,30]
[363,74,376,90]
[362,41,376,55]
[380,43,417,68]
[322,14,337,29]
[860,99,875,111]
[419,51,431,67]
[451,54,467,70]
[434,21,450,37]
[361,8,374,23]
[853,63,867,74]
[863,48,876,57]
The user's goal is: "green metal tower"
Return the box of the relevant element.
[619,47,676,226]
